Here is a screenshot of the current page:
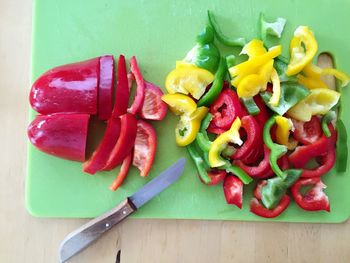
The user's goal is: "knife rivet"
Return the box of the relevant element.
[105,223,110,228]
[122,210,127,215]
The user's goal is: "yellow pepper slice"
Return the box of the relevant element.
[209,117,242,167]
[269,68,281,106]
[229,45,282,77]
[240,39,267,58]
[321,68,350,87]
[165,65,214,99]
[275,116,298,150]
[161,93,197,115]
[286,26,318,76]
[237,74,265,98]
[297,74,329,89]
[287,88,340,121]
[258,59,274,91]
[175,107,208,146]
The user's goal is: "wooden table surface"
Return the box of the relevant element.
[1,1,350,262]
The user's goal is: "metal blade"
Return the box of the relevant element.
[58,158,185,262]
[129,157,186,208]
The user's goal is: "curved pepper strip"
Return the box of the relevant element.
[209,117,242,168]
[286,26,318,76]
[336,119,348,173]
[103,113,138,170]
[109,152,132,191]
[197,57,227,107]
[301,149,336,178]
[269,68,281,107]
[275,116,298,150]
[161,93,197,115]
[261,169,302,209]
[112,55,129,117]
[220,160,252,184]
[250,180,290,218]
[260,13,286,42]
[127,56,145,115]
[263,116,288,179]
[196,113,213,152]
[291,178,330,212]
[207,10,246,47]
[240,39,267,58]
[186,142,212,184]
[321,111,336,137]
[232,115,262,160]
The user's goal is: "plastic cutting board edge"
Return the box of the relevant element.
[26,0,350,223]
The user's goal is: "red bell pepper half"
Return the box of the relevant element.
[139,81,168,121]
[103,113,138,170]
[132,120,157,177]
[82,117,121,174]
[127,56,145,115]
[98,55,114,120]
[30,57,100,115]
[27,113,90,162]
[223,175,243,209]
[291,178,330,212]
[292,116,322,145]
[113,55,129,117]
[208,88,246,134]
[250,180,290,218]
[109,152,133,191]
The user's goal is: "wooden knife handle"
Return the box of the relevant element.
[59,198,136,262]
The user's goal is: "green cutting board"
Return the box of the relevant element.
[27,0,350,222]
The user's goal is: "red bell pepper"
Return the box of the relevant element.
[27,113,90,162]
[301,149,336,178]
[234,145,289,179]
[291,178,330,212]
[208,88,246,134]
[109,152,133,191]
[103,113,137,170]
[132,120,157,177]
[139,81,168,121]
[98,55,114,120]
[127,56,145,115]
[231,115,263,161]
[113,55,129,117]
[289,124,337,168]
[292,116,322,145]
[223,175,243,209]
[207,170,226,185]
[252,95,270,128]
[83,117,121,174]
[30,57,100,115]
[250,179,290,218]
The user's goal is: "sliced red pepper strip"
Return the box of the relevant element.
[109,152,133,191]
[103,113,138,170]
[98,55,114,120]
[207,170,226,185]
[232,115,263,160]
[289,124,336,168]
[250,195,290,218]
[291,178,330,212]
[83,117,121,174]
[292,116,322,145]
[132,120,157,177]
[253,95,270,128]
[234,146,288,179]
[127,56,145,115]
[301,149,336,178]
[112,55,129,117]
[208,88,246,133]
[223,175,243,209]
[254,180,268,200]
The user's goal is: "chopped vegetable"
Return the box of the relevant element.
[336,119,348,173]
[112,55,129,117]
[128,56,145,115]
[187,141,212,184]
[260,13,287,42]
[223,176,243,209]
[98,55,114,120]
[161,93,197,115]
[321,111,336,137]
[292,116,322,145]
[109,153,132,191]
[275,116,298,150]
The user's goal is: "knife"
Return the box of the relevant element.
[59,158,186,263]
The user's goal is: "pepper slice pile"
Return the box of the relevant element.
[161,11,349,218]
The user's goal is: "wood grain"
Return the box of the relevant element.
[1,1,350,262]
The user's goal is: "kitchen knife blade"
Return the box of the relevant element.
[59,158,185,263]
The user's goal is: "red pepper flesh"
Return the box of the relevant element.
[208,88,246,133]
[98,55,114,120]
[127,56,145,115]
[132,120,157,177]
[223,176,243,209]
[30,57,100,115]
[103,113,137,170]
[292,116,322,145]
[207,170,227,185]
[301,149,336,178]
[113,55,129,117]
[109,152,133,191]
[291,178,330,212]
[250,195,290,218]
[139,81,168,121]
[83,117,121,174]
[27,113,90,162]
[253,95,270,128]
